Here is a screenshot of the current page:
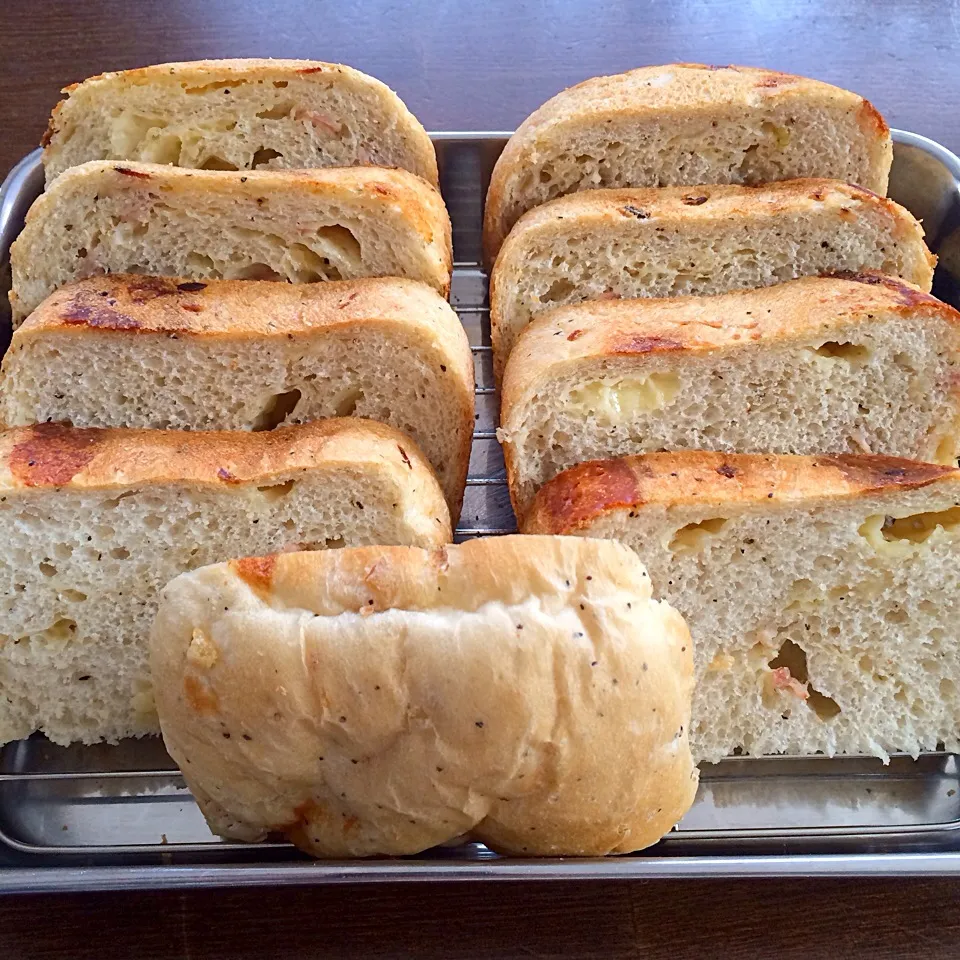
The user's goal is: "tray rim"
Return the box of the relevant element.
[3,128,960,890]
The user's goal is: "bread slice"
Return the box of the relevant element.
[483,64,893,262]
[524,452,960,763]
[500,274,960,521]
[1,275,474,520]
[42,59,438,186]
[9,160,452,325]
[0,419,450,747]
[150,536,697,857]
[490,179,934,376]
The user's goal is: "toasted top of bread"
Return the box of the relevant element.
[0,418,443,513]
[43,58,437,185]
[524,451,959,535]
[14,274,466,351]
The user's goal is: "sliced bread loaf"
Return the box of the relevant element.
[9,160,452,325]
[484,64,893,261]
[42,59,438,185]
[490,179,934,377]
[0,418,450,747]
[500,274,960,521]
[1,275,474,520]
[524,452,960,763]
[151,536,697,856]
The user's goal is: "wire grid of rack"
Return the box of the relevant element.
[4,135,960,887]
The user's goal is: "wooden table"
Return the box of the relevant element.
[1,1,959,955]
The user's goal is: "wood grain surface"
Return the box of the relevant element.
[3,0,960,956]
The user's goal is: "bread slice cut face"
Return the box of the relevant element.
[42,58,438,186]
[10,160,452,324]
[524,452,960,763]
[501,274,960,520]
[490,179,934,376]
[0,419,450,747]
[484,63,893,262]
[2,276,473,520]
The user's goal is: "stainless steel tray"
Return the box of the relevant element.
[2,132,960,891]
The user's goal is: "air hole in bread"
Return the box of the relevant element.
[761,120,791,149]
[141,133,183,165]
[231,262,285,281]
[894,351,919,373]
[38,561,57,577]
[40,618,78,643]
[934,436,959,465]
[184,80,249,95]
[256,102,295,120]
[273,80,289,88]
[257,479,297,501]
[315,225,362,264]
[251,147,284,168]
[252,389,302,431]
[334,386,364,417]
[767,639,841,720]
[668,517,728,554]
[288,242,342,282]
[185,252,218,275]
[199,155,239,171]
[324,536,346,549]
[809,341,872,363]
[104,493,136,509]
[860,507,960,553]
[540,278,576,303]
[62,589,87,603]
[110,547,130,560]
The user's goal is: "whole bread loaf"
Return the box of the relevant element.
[9,160,452,324]
[484,64,893,262]
[42,59,438,185]
[150,536,698,857]
[524,452,960,763]
[0,419,450,747]
[501,273,960,520]
[2,275,473,520]
[490,179,934,376]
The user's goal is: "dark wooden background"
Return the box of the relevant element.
[2,0,960,955]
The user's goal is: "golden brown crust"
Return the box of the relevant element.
[19,275,464,346]
[0,417,446,537]
[483,65,893,262]
[42,58,438,186]
[151,536,698,856]
[524,452,960,535]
